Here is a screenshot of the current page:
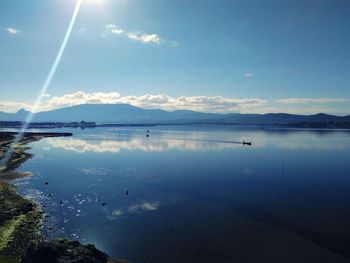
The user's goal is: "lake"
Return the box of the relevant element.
[14,125,350,263]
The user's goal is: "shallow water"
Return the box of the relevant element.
[14,125,350,262]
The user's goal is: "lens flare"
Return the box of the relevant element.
[0,0,82,169]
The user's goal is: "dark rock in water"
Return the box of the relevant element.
[22,238,129,263]
[23,243,61,262]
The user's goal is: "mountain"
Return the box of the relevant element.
[210,112,350,124]
[0,109,31,121]
[1,104,350,125]
[0,104,222,123]
[31,104,223,123]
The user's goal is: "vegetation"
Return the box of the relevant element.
[0,182,41,262]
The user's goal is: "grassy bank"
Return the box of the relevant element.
[0,182,42,262]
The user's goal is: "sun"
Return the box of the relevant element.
[83,0,103,4]
[81,0,105,9]
[80,0,104,7]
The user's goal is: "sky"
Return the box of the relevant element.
[0,0,349,115]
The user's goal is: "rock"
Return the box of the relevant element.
[22,238,129,263]
[23,243,61,263]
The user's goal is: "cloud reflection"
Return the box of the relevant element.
[46,135,242,153]
[128,202,160,213]
[108,201,161,220]
[45,130,348,153]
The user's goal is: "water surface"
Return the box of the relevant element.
[15,125,350,262]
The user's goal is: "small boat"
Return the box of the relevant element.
[242,141,252,146]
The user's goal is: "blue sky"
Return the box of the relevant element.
[0,0,349,114]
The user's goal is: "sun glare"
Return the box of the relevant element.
[82,0,105,10]
[83,0,103,5]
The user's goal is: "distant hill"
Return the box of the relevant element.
[1,104,350,126]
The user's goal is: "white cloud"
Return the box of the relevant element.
[105,24,123,35]
[277,98,348,104]
[126,32,162,44]
[0,101,32,113]
[6,27,21,35]
[0,91,267,114]
[104,24,164,45]
[114,94,267,113]
[47,91,121,109]
[244,72,253,78]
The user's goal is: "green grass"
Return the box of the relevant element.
[0,182,41,262]
[0,214,26,252]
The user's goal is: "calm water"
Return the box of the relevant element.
[14,125,350,262]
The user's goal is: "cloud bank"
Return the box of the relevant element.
[0,92,349,115]
[0,91,266,114]
[277,98,348,104]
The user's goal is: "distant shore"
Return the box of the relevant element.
[1,120,350,130]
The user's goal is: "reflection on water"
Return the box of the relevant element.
[108,201,161,220]
[42,127,350,153]
[46,134,245,153]
[279,141,346,150]
[15,126,350,263]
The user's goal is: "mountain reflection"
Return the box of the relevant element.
[46,135,243,153]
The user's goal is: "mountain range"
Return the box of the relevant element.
[1,104,350,125]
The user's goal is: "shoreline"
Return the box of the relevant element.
[0,132,128,263]
[0,132,72,181]
[0,132,73,262]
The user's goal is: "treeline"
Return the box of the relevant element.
[0,121,96,129]
[285,121,350,129]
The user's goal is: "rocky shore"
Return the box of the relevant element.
[0,132,129,263]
